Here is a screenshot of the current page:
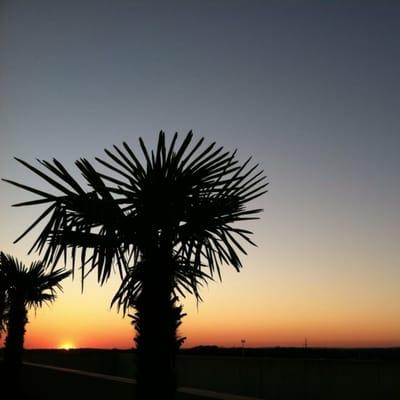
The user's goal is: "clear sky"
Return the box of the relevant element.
[1,0,399,349]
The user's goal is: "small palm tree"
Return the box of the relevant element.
[0,266,7,335]
[3,131,267,399]
[0,252,70,384]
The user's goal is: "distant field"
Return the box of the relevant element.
[17,348,400,399]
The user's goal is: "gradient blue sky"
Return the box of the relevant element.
[1,0,399,348]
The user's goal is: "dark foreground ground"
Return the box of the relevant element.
[1,347,400,399]
[22,364,213,400]
[0,362,209,400]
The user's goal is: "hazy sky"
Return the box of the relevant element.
[1,0,399,348]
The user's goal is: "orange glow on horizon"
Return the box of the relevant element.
[0,254,399,350]
[59,342,76,351]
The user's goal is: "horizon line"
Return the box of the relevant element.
[10,345,400,351]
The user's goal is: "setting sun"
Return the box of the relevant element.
[59,342,75,351]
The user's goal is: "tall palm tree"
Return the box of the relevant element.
[0,252,70,385]
[3,131,267,399]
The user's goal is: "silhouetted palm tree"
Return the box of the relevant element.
[3,131,267,399]
[0,252,70,385]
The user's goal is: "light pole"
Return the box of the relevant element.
[241,339,246,356]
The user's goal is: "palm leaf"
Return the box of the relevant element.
[4,131,267,310]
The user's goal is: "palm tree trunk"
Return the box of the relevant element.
[134,254,182,400]
[4,295,27,388]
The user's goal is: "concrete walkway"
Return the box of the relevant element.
[24,361,263,400]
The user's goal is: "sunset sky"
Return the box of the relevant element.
[1,0,400,349]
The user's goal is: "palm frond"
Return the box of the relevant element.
[0,252,71,312]
[4,131,267,306]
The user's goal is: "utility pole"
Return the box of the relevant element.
[241,339,246,356]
